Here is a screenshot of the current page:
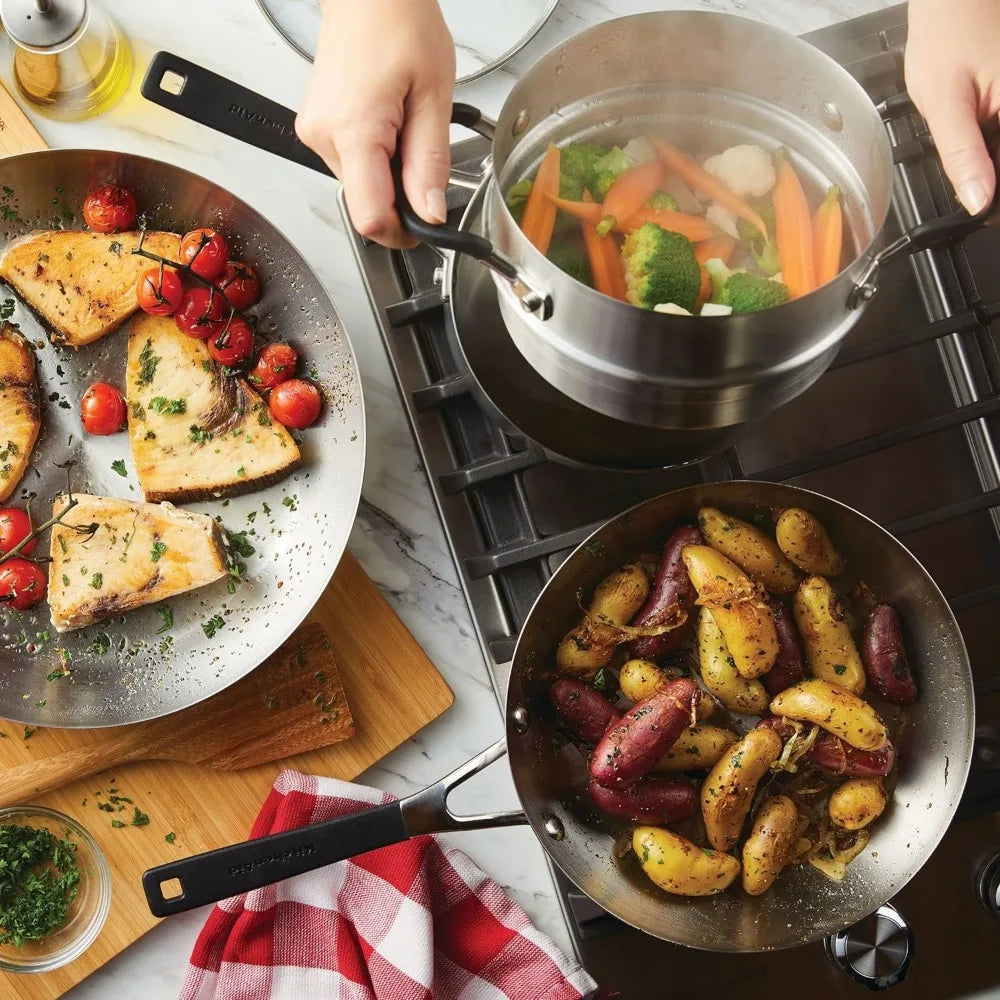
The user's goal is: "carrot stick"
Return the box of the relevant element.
[773,151,816,298]
[622,207,715,242]
[520,144,560,254]
[547,195,603,225]
[597,159,665,236]
[581,190,627,301]
[812,186,843,286]
[649,136,768,239]
[695,235,736,266]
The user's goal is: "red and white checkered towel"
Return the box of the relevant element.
[180,770,599,1000]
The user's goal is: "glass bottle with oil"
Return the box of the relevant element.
[0,0,131,121]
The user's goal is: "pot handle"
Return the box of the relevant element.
[140,52,551,317]
[141,739,524,917]
[850,94,999,307]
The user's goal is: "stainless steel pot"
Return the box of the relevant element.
[142,481,974,954]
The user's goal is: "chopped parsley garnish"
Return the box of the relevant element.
[164,832,176,844]
[227,531,255,559]
[202,614,225,639]
[109,241,122,256]
[110,460,127,478]
[266,697,278,710]
[155,606,173,634]
[0,299,14,320]
[833,664,847,676]
[189,425,211,444]
[136,339,160,387]
[200,360,212,373]
[89,572,103,590]
[150,541,167,563]
[281,495,297,511]
[110,820,125,829]
[130,402,145,420]
[87,634,110,656]
[236,465,246,478]
[148,396,186,415]
[130,808,149,827]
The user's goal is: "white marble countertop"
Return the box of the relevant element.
[0,0,896,995]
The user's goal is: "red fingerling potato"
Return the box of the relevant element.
[588,776,698,825]
[757,716,896,777]
[549,678,621,744]
[630,524,703,658]
[861,604,918,705]
[760,596,805,697]
[590,677,700,788]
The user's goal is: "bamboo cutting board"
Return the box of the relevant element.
[0,88,455,997]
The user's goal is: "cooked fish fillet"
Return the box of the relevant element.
[0,230,181,347]
[126,313,300,503]
[0,323,40,502]
[48,493,227,632]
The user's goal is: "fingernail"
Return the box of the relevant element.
[959,180,989,215]
[425,188,448,224]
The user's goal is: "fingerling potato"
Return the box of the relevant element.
[701,727,783,851]
[588,776,698,825]
[682,545,778,679]
[556,562,650,675]
[633,826,741,897]
[776,507,845,577]
[619,658,714,720]
[741,795,799,896]
[697,608,770,715]
[655,724,737,772]
[829,777,888,831]
[698,506,800,595]
[793,576,866,695]
[549,678,621,744]
[769,679,887,751]
[760,596,805,696]
[861,604,918,705]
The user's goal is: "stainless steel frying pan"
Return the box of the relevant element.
[0,149,365,728]
[142,481,974,953]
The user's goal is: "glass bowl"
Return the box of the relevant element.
[0,806,111,973]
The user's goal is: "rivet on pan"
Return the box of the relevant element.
[821,101,844,132]
[511,706,530,732]
[512,109,530,136]
[543,814,565,840]
[432,266,446,286]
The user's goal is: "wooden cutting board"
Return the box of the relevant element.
[0,88,455,997]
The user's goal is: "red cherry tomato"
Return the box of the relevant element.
[214,261,261,311]
[174,287,228,339]
[179,228,229,280]
[0,508,35,556]
[0,558,46,611]
[247,343,298,390]
[136,267,184,316]
[81,382,127,436]
[82,185,137,234]
[207,315,254,367]
[268,379,322,429]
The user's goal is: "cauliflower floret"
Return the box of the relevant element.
[623,136,657,166]
[706,202,739,238]
[702,144,777,199]
[653,302,693,316]
[700,302,733,317]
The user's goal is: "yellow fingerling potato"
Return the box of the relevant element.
[742,795,799,896]
[829,778,888,831]
[770,679,887,752]
[696,608,770,715]
[619,658,714,719]
[793,576,866,695]
[776,507,845,577]
[682,545,778,679]
[656,724,737,772]
[698,506,800,595]
[555,562,650,675]
[633,827,741,897]
[700,727,783,852]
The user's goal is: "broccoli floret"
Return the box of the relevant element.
[645,190,679,211]
[559,143,607,201]
[703,257,733,303]
[736,201,781,274]
[547,243,593,287]
[723,272,791,313]
[621,223,701,312]
[505,178,533,224]
[591,147,630,201]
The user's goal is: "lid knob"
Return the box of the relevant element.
[0,0,87,50]
[824,903,913,990]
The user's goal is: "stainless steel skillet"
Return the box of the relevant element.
[0,149,365,728]
[142,481,973,953]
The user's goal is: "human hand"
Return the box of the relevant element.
[905,0,1000,216]
[295,0,456,249]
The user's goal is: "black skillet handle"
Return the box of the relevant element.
[142,801,409,917]
[141,51,493,259]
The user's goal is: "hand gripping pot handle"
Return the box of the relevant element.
[140,52,551,317]
[850,93,999,307]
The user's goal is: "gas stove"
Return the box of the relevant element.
[343,5,1000,997]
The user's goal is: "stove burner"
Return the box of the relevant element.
[824,903,913,991]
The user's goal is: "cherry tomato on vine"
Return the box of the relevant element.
[174,287,228,339]
[0,509,35,556]
[214,260,261,311]
[268,379,322,429]
[80,382,127,436]
[136,267,184,316]
[0,558,46,611]
[207,315,254,367]
[82,185,137,233]
[179,228,229,280]
[247,343,297,390]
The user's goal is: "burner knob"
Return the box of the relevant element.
[979,854,1000,917]
[824,903,913,990]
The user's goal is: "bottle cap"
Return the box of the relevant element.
[0,0,87,51]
